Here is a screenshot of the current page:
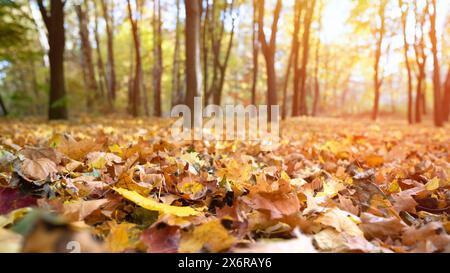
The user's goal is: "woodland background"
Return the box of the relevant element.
[0,0,449,126]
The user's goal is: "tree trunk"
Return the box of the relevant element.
[101,0,117,105]
[171,0,182,107]
[299,0,316,116]
[201,2,210,105]
[413,0,427,123]
[0,92,7,116]
[127,0,143,117]
[428,0,443,127]
[250,0,259,106]
[399,0,413,124]
[37,0,68,120]
[257,0,282,122]
[76,3,98,112]
[312,0,323,117]
[185,0,203,119]
[372,0,387,121]
[93,0,108,106]
[153,0,163,117]
[415,71,424,123]
[291,1,304,117]
[213,0,236,106]
[281,46,293,120]
[443,68,450,122]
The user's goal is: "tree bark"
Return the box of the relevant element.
[281,46,293,120]
[257,0,282,122]
[250,0,259,106]
[93,0,108,105]
[443,68,450,122]
[413,0,427,123]
[298,0,316,116]
[201,2,210,105]
[399,0,413,124]
[213,0,236,106]
[292,1,304,117]
[372,0,387,121]
[101,0,116,105]
[153,0,163,116]
[428,0,443,127]
[127,0,143,117]
[37,0,68,120]
[0,92,7,116]
[185,0,203,119]
[171,0,182,107]
[312,0,323,117]
[75,2,98,111]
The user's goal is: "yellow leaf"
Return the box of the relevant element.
[0,208,31,228]
[317,180,346,198]
[388,180,400,193]
[90,156,106,169]
[425,177,440,191]
[316,208,363,237]
[108,144,123,156]
[177,180,206,200]
[179,219,236,253]
[113,187,200,217]
[106,222,140,253]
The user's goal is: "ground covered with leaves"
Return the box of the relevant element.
[0,117,449,253]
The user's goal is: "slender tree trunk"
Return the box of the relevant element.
[37,0,68,120]
[93,0,108,105]
[101,0,116,105]
[213,0,236,106]
[291,1,304,117]
[257,0,282,122]
[281,47,293,120]
[399,0,413,124]
[76,3,98,112]
[413,1,427,123]
[202,2,210,105]
[299,0,316,116]
[185,0,203,121]
[443,68,450,122]
[153,0,163,116]
[312,0,323,117]
[372,0,387,121]
[428,0,443,127]
[0,92,7,116]
[250,0,259,106]
[171,0,182,107]
[127,0,143,117]
[127,44,134,113]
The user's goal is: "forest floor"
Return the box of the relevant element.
[0,117,449,253]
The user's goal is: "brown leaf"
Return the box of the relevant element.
[20,158,58,181]
[360,213,406,240]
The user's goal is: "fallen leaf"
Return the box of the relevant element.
[315,208,363,237]
[113,187,200,217]
[179,219,236,253]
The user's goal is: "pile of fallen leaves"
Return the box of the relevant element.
[0,117,449,253]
